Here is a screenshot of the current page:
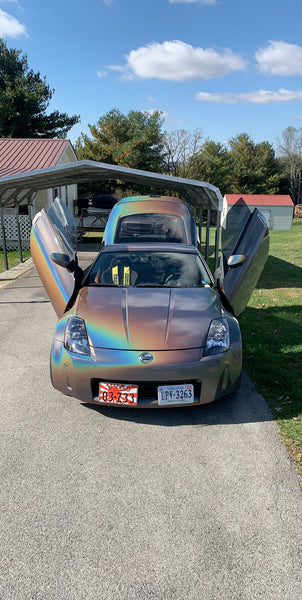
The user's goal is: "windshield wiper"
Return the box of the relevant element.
[88,283,117,287]
[135,283,163,287]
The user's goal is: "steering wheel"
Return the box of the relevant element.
[165,272,181,285]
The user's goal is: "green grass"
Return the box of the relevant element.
[0,250,31,272]
[239,220,302,476]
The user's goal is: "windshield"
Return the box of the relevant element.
[87,251,212,288]
[114,213,186,244]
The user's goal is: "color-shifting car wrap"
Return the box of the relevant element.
[30,197,268,408]
[103,196,198,246]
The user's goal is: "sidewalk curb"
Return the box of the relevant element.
[0,258,35,289]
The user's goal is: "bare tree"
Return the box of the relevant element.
[277,126,302,205]
[163,128,204,179]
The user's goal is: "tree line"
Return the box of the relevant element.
[0,40,301,204]
[75,109,302,205]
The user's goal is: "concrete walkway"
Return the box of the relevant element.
[0,257,35,290]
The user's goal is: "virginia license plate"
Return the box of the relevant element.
[157,384,194,406]
[99,382,138,405]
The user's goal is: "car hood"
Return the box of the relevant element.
[75,286,221,350]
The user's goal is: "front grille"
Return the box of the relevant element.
[91,378,201,405]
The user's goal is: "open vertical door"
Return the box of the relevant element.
[30,199,79,318]
[217,209,269,316]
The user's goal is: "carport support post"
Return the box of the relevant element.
[27,198,34,224]
[193,207,196,224]
[199,208,202,251]
[214,210,221,271]
[0,198,9,271]
[15,203,23,263]
[205,206,211,264]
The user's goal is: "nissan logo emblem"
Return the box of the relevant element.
[139,352,154,364]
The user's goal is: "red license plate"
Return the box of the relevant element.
[99,382,138,405]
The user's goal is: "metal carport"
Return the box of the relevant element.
[0,160,223,270]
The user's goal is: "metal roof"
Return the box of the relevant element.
[225,194,294,207]
[0,138,73,177]
[0,160,223,211]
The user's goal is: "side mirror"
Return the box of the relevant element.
[227,254,249,269]
[50,253,71,269]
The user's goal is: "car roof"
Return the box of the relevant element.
[115,195,185,205]
[100,243,200,254]
[103,195,198,246]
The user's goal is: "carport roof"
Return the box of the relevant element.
[0,160,223,211]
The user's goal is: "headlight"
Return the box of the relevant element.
[64,317,90,355]
[204,318,230,356]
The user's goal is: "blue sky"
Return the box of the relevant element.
[1,0,302,151]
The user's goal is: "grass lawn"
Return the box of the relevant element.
[0,250,31,272]
[239,219,302,476]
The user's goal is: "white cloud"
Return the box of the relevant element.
[196,92,238,104]
[196,88,302,104]
[111,40,247,81]
[97,70,107,78]
[143,109,168,117]
[0,7,27,37]
[169,0,218,4]
[255,41,302,76]
[108,63,135,81]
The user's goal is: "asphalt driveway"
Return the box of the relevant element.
[0,254,301,600]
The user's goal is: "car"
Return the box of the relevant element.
[103,195,198,246]
[30,198,269,408]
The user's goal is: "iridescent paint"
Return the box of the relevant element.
[32,196,272,407]
[103,196,197,246]
[30,210,75,317]
[76,285,221,351]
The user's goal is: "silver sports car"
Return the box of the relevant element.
[30,198,269,407]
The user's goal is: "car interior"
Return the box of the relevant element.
[88,250,212,288]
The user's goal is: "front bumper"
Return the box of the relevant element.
[50,341,242,407]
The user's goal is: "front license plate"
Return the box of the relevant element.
[157,384,194,406]
[99,382,138,405]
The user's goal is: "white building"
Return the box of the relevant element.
[0,138,78,250]
[223,194,294,231]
